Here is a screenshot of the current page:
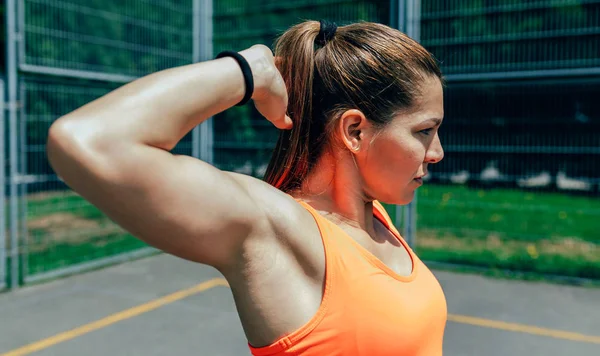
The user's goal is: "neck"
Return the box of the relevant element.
[292,148,375,234]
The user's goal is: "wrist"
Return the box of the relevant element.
[239,45,276,101]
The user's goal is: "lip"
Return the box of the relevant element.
[414,177,423,184]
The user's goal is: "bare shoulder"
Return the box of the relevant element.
[225,172,304,227]
[226,172,315,233]
[223,172,325,280]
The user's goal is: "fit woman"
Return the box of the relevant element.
[47,20,447,355]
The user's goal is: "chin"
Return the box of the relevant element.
[376,191,414,206]
[395,197,414,206]
[396,189,417,205]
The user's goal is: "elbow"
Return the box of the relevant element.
[47,118,75,167]
[47,117,71,147]
[47,114,111,157]
[46,117,107,183]
[46,118,82,179]
[46,116,135,191]
[47,117,83,161]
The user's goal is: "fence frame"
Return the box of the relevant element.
[391,0,421,247]
[4,0,212,288]
[0,78,6,291]
[404,0,420,248]
[7,0,20,289]
[18,78,27,288]
[390,0,406,241]
[4,0,597,289]
[393,0,600,249]
[444,67,600,82]
[197,0,214,164]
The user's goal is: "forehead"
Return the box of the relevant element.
[398,77,444,125]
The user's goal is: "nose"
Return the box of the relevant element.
[425,133,444,164]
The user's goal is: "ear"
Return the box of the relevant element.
[337,109,369,153]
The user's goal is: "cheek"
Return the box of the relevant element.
[374,136,423,172]
[364,137,422,184]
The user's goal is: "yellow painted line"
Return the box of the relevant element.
[3,277,599,356]
[1,278,229,356]
[448,313,600,345]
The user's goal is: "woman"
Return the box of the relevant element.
[47,20,446,355]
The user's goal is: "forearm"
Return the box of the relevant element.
[52,48,265,152]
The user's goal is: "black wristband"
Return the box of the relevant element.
[215,50,254,106]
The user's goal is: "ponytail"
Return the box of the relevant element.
[263,21,323,192]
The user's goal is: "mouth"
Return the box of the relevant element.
[414,173,427,184]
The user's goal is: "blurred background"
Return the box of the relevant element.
[0,0,598,292]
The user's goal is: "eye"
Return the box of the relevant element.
[419,128,433,136]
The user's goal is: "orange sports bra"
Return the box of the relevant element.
[248,200,447,356]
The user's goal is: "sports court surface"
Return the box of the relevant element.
[0,254,598,356]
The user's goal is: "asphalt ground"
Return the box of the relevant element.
[0,254,598,356]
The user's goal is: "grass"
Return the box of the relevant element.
[16,185,600,281]
[418,185,599,243]
[24,191,148,275]
[413,185,600,280]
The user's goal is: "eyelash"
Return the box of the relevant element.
[419,128,433,135]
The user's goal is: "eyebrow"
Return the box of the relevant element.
[422,118,443,126]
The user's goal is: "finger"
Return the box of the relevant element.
[282,115,293,130]
[270,114,293,130]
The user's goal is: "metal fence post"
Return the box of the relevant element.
[391,0,406,32]
[403,193,417,247]
[198,0,214,165]
[404,0,421,248]
[406,0,421,42]
[6,0,21,289]
[191,0,202,159]
[19,78,28,284]
[390,0,418,246]
[391,0,404,234]
[0,79,5,290]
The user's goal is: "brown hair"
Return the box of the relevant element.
[263,20,442,192]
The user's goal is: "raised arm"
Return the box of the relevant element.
[46,45,292,269]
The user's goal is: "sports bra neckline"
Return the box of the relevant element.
[295,199,418,282]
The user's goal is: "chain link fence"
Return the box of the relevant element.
[3,0,211,288]
[418,0,600,280]
[423,0,600,76]
[2,0,599,290]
